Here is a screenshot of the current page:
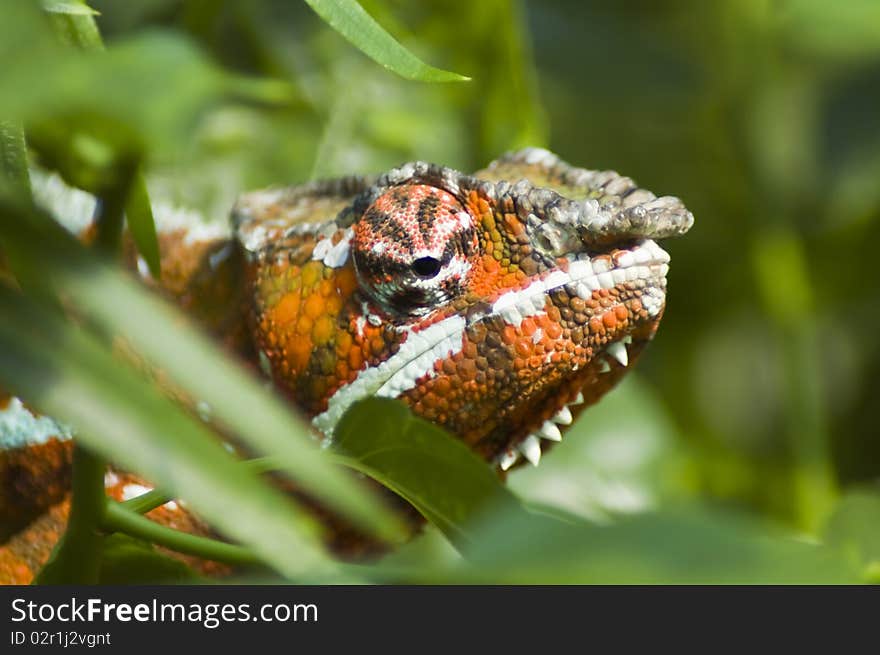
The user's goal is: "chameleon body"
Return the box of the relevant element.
[0,148,693,581]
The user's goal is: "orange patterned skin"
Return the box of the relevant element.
[234,148,693,468]
[1,148,693,580]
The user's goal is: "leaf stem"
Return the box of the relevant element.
[103,502,263,567]
[36,444,107,583]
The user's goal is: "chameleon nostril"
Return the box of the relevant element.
[411,256,442,279]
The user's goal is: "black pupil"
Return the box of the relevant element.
[411,257,442,278]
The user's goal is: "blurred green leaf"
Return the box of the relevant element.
[454,504,858,584]
[0,200,404,547]
[96,535,202,584]
[303,0,469,82]
[823,486,880,576]
[0,32,225,158]
[0,282,335,579]
[0,121,32,199]
[779,0,880,58]
[42,0,100,16]
[332,398,523,549]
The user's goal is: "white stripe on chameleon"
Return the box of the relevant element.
[313,314,467,439]
[490,239,669,330]
[311,228,353,268]
[0,397,73,450]
[316,240,672,437]
[32,171,97,234]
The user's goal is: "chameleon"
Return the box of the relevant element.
[0,148,693,582]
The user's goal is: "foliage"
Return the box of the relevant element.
[0,0,877,583]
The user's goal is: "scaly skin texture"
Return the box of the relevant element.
[0,148,693,582]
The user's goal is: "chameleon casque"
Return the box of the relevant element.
[0,148,693,582]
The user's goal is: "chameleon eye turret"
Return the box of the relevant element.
[351,184,479,317]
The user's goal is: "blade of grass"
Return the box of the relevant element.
[0,120,32,199]
[123,172,161,278]
[303,0,469,82]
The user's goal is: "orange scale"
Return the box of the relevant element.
[303,293,325,320]
[311,314,336,346]
[300,261,322,287]
[318,278,334,297]
[335,267,358,296]
[545,322,563,340]
[335,331,353,356]
[273,292,301,326]
[615,305,629,321]
[501,325,518,345]
[499,272,521,288]
[296,314,313,336]
[602,311,618,329]
[289,338,312,371]
[520,318,537,336]
[514,339,532,358]
[348,347,364,371]
[369,336,386,357]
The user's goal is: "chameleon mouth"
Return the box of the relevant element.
[486,239,671,469]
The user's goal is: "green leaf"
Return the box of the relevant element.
[41,1,100,17]
[0,121,32,199]
[331,398,523,549]
[453,504,858,584]
[0,283,335,580]
[0,199,404,544]
[823,485,880,578]
[97,535,202,584]
[779,0,880,59]
[124,173,161,279]
[302,0,469,82]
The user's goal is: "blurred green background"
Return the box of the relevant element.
[81,0,879,535]
[4,0,879,581]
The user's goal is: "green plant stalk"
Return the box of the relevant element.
[103,502,262,567]
[122,489,174,515]
[122,456,286,514]
[36,445,107,584]
[93,158,136,256]
[0,120,32,198]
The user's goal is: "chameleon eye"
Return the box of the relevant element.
[411,256,442,279]
[352,184,479,315]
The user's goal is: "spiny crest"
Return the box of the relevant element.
[352,184,479,316]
